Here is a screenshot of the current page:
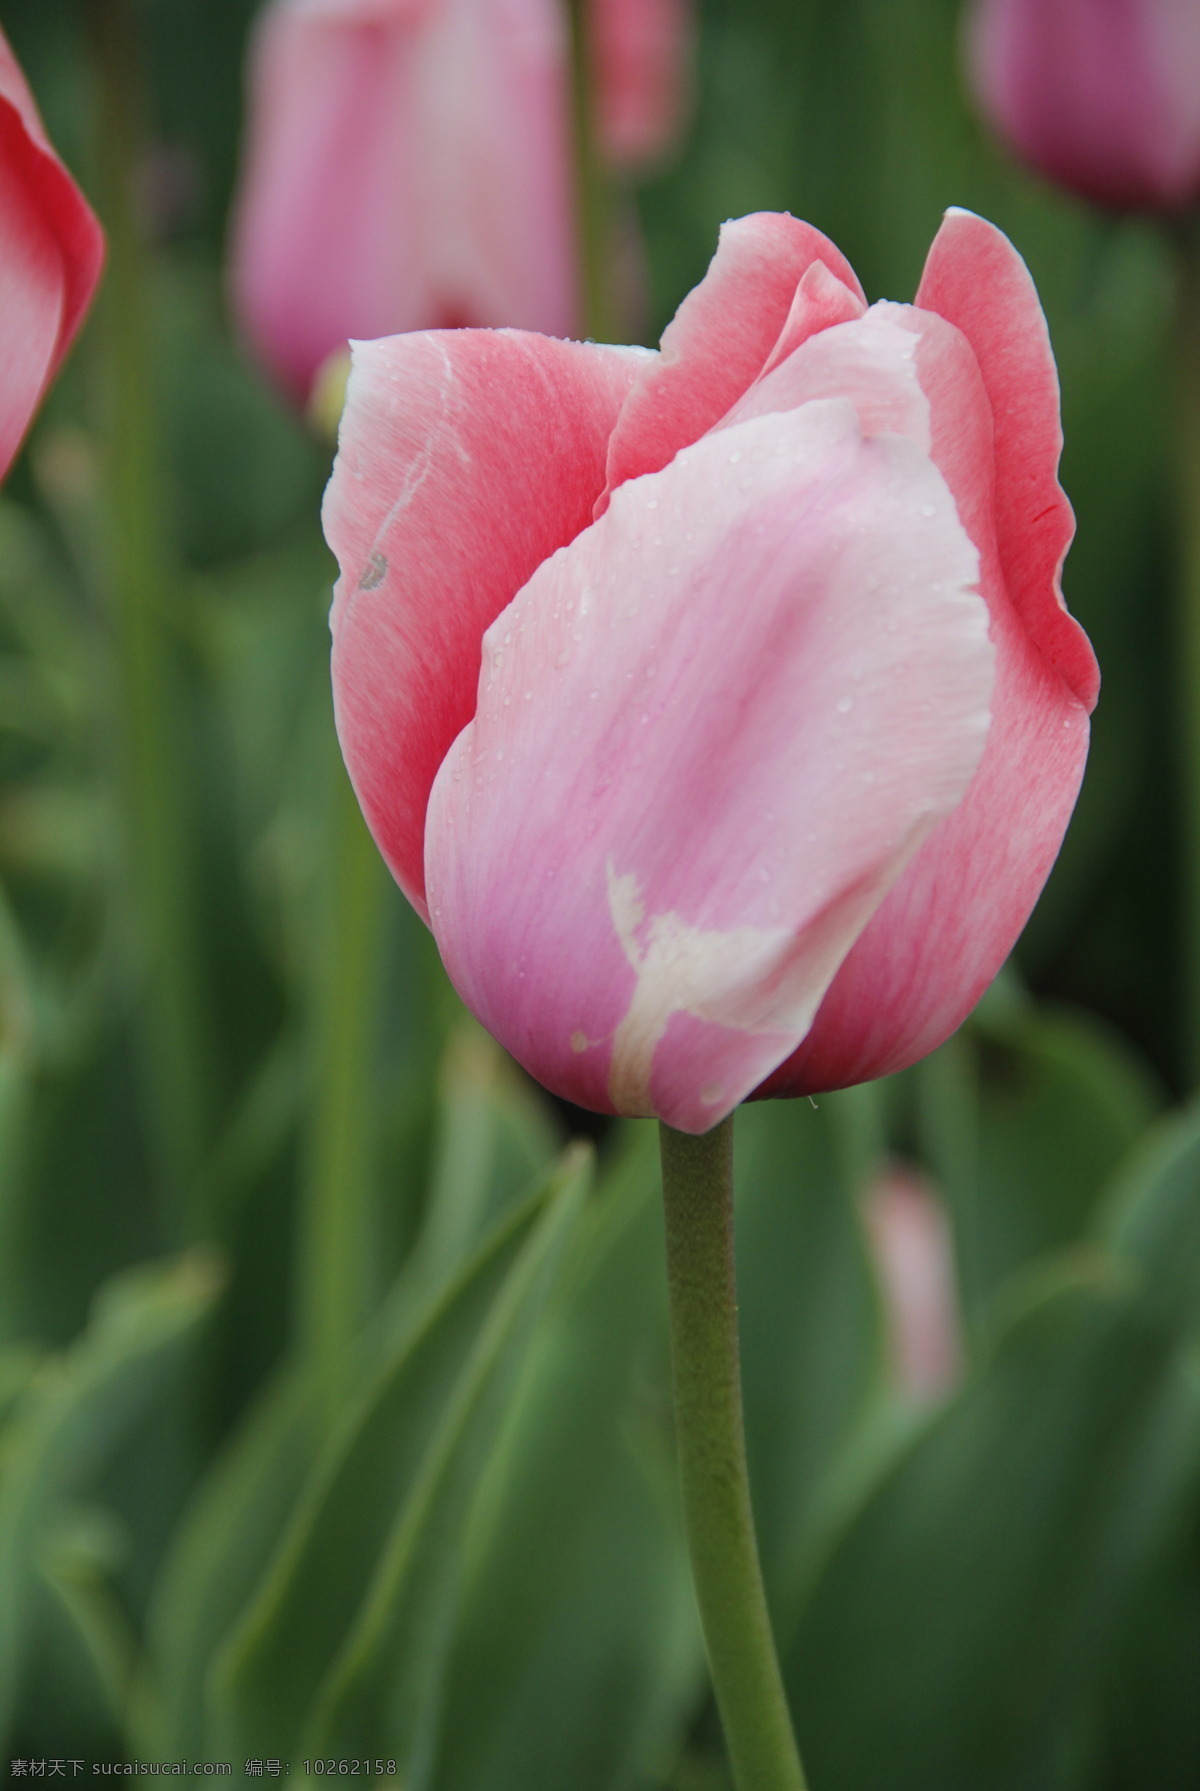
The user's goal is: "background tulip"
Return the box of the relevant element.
[590,0,692,169]
[0,27,104,474]
[229,0,578,401]
[326,208,1097,1132]
[966,0,1200,210]
[862,1166,961,1402]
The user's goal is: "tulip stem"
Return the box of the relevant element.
[297,757,389,1413]
[1176,218,1200,1084]
[659,1117,809,1791]
[566,0,620,340]
[88,0,210,1233]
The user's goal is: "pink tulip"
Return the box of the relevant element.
[966,0,1200,210]
[325,208,1098,1132]
[863,1166,961,1402]
[0,29,104,476]
[590,0,691,169]
[229,0,578,402]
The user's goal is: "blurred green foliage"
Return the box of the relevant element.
[0,0,1196,1784]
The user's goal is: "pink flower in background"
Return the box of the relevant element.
[966,0,1200,210]
[229,0,577,401]
[0,28,104,475]
[863,1167,961,1402]
[591,0,691,169]
[325,208,1097,1132]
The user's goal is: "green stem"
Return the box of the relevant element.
[659,1117,809,1791]
[296,758,388,1413]
[88,0,209,1232]
[566,0,620,340]
[1176,220,1200,1084]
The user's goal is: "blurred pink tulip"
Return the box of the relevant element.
[325,208,1097,1132]
[863,1166,961,1402]
[230,0,578,401]
[591,0,691,169]
[0,28,104,476]
[966,0,1200,210]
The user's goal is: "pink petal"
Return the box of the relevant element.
[719,303,932,444]
[0,30,104,476]
[590,0,692,169]
[758,259,866,378]
[424,399,993,1133]
[597,212,866,510]
[230,0,577,402]
[326,327,648,918]
[759,291,1092,1096]
[916,208,1098,711]
[967,0,1200,210]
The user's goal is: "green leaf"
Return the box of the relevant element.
[735,1093,884,1625]
[412,1025,564,1289]
[139,1367,320,1756]
[782,1093,1200,1791]
[432,1124,701,1791]
[0,1250,223,1747]
[21,1505,138,1755]
[211,1145,589,1761]
[917,1000,1162,1328]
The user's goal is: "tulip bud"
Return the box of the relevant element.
[966,0,1200,211]
[590,0,692,170]
[229,0,579,402]
[0,29,104,475]
[863,1166,961,1402]
[326,209,1098,1130]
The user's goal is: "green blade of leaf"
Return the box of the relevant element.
[0,1250,222,1747]
[211,1144,589,1759]
[301,1142,590,1763]
[432,1123,702,1791]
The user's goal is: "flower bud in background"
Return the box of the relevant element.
[965,0,1200,211]
[863,1166,961,1403]
[326,209,1098,1132]
[229,0,578,403]
[590,0,692,170]
[0,28,104,475]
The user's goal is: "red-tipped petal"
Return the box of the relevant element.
[0,28,103,475]
[326,326,647,917]
[916,207,1098,709]
[597,211,866,508]
[761,292,1092,1095]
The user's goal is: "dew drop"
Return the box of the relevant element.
[836,695,853,714]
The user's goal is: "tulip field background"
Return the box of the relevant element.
[2,0,1199,1785]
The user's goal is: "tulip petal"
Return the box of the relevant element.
[720,304,931,446]
[425,399,993,1132]
[0,29,104,477]
[760,297,1092,1098]
[326,326,649,917]
[597,212,867,508]
[916,208,1098,710]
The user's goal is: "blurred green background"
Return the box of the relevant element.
[1,0,1198,1785]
